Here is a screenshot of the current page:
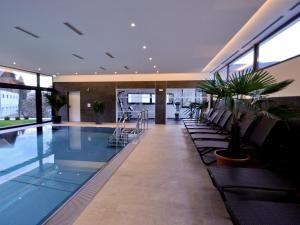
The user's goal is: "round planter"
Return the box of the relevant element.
[52,116,62,124]
[95,117,102,124]
[214,149,250,167]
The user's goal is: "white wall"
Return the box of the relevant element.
[266,56,300,97]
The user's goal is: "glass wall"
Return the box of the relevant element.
[0,65,53,129]
[0,88,36,128]
[40,75,53,88]
[42,91,52,122]
[258,17,300,69]
[229,49,254,75]
[0,66,37,86]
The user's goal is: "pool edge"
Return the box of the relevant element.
[42,132,145,225]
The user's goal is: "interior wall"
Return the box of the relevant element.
[54,81,198,123]
[266,56,300,97]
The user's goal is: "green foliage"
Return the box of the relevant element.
[92,100,105,114]
[197,69,296,152]
[44,93,67,116]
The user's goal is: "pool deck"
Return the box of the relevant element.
[72,124,232,225]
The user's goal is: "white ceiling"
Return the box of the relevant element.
[0,0,265,75]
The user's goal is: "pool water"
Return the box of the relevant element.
[0,126,123,225]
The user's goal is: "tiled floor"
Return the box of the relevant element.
[73,124,232,225]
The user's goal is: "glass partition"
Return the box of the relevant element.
[229,49,254,75]
[40,75,53,88]
[0,88,36,128]
[0,66,37,86]
[258,17,300,69]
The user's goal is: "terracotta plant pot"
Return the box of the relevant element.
[214,149,250,167]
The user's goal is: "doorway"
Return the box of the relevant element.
[68,91,81,122]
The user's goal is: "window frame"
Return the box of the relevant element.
[0,65,54,130]
[211,13,300,78]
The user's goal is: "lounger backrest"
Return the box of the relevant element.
[248,116,280,148]
[218,111,232,128]
[239,113,257,138]
[212,110,225,124]
[206,108,214,118]
[208,111,219,122]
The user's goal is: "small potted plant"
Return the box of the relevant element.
[198,69,294,166]
[15,116,20,120]
[44,93,67,123]
[92,100,105,124]
[4,116,10,120]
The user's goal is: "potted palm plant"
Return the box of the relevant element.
[44,93,67,123]
[92,100,105,124]
[198,69,294,166]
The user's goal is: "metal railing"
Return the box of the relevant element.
[108,110,148,147]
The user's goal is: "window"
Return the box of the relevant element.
[0,88,36,128]
[0,66,37,86]
[229,49,254,75]
[127,94,151,104]
[217,66,228,80]
[40,75,53,88]
[258,17,300,69]
[42,91,52,122]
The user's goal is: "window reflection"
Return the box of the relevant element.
[229,49,254,75]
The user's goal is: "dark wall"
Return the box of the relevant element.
[54,80,198,123]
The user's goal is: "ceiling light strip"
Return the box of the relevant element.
[63,22,84,35]
[14,26,40,38]
[105,52,115,58]
[72,54,84,60]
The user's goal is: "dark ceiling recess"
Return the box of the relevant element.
[14,26,40,38]
[105,52,115,58]
[72,54,84,60]
[63,22,84,35]
[99,66,107,71]
[124,66,129,70]
[290,0,300,11]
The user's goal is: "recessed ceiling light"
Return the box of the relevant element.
[38,68,41,71]
[75,72,78,75]
[13,62,16,65]
[156,70,159,73]
[149,57,152,61]
[153,65,157,68]
[114,72,118,74]
[52,74,57,77]
[142,45,147,49]
[135,71,138,74]
[94,72,97,74]
[130,23,136,28]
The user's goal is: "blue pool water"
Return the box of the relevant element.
[0,126,123,225]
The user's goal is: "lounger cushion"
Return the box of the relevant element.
[208,167,298,192]
[193,140,229,149]
[191,133,228,140]
[226,200,300,225]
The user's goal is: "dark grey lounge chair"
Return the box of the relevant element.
[225,199,300,225]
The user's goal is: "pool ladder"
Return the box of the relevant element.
[108,110,148,147]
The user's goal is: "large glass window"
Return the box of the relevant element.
[229,49,254,75]
[0,88,36,128]
[258,17,300,69]
[127,94,151,104]
[0,66,37,86]
[42,91,52,122]
[40,75,53,88]
[217,66,228,80]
